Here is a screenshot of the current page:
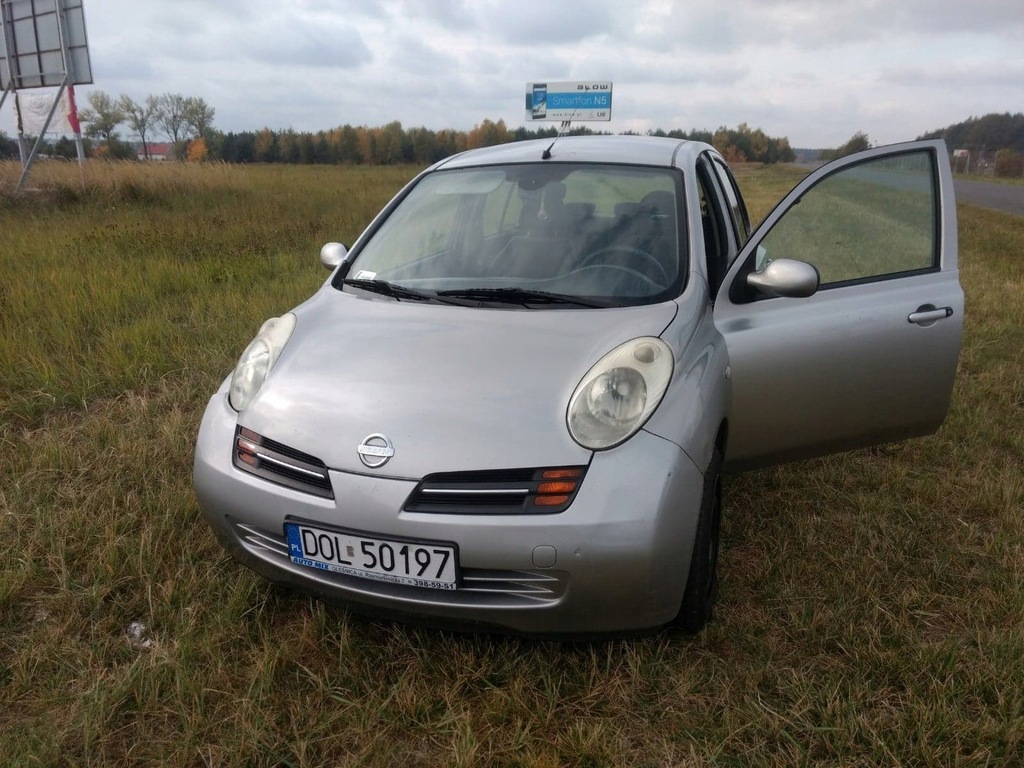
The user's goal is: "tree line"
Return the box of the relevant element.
[4,94,1020,172]
[0,89,796,165]
[644,123,796,164]
[918,113,1024,177]
[195,120,794,166]
[918,112,1024,153]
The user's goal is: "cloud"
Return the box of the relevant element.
[882,59,1024,90]
[390,0,477,29]
[894,0,1024,35]
[1,0,1021,147]
[479,0,626,45]
[244,17,372,70]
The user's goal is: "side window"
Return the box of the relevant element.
[759,151,937,287]
[712,158,751,249]
[696,159,731,296]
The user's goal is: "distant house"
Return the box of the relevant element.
[137,142,174,161]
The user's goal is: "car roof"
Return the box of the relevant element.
[434,135,710,171]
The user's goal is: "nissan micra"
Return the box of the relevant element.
[193,135,962,635]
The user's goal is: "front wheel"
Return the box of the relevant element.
[675,447,723,632]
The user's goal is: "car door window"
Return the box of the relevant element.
[711,158,751,250]
[758,150,937,287]
[696,159,732,296]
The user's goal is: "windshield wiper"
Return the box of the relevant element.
[343,278,461,305]
[436,287,613,308]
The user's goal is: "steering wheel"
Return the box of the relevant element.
[577,246,670,285]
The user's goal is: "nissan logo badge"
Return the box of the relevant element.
[357,433,395,468]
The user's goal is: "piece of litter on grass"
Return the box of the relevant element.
[126,620,154,651]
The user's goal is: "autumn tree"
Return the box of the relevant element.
[186,137,209,162]
[466,118,511,149]
[719,144,748,163]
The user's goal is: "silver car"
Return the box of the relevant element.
[193,135,962,635]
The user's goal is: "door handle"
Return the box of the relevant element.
[908,306,953,325]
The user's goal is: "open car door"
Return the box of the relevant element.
[715,140,962,471]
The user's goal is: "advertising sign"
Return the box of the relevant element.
[525,81,612,122]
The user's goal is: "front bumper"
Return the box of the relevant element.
[193,392,704,635]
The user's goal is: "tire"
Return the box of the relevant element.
[675,446,723,633]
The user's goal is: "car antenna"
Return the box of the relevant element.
[542,109,578,160]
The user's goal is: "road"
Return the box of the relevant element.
[954,179,1024,217]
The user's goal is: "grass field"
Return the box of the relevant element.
[1,159,1022,766]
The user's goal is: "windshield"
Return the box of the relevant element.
[339,163,686,307]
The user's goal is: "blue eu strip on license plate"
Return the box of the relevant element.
[284,523,458,590]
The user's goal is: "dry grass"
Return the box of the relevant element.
[1,160,1022,766]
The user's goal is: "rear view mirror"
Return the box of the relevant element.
[746,258,819,298]
[320,242,349,271]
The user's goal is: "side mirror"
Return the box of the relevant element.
[319,242,349,271]
[746,258,819,298]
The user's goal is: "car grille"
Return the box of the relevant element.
[233,427,334,499]
[404,466,587,514]
[232,521,567,607]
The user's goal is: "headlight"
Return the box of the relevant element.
[567,337,673,450]
[228,313,296,411]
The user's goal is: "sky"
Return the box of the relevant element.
[2,0,1022,149]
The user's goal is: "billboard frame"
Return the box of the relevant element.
[1,0,93,190]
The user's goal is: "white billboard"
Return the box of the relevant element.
[525,81,612,122]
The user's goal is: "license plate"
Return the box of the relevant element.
[284,523,458,590]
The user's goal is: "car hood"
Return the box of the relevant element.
[238,289,678,478]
